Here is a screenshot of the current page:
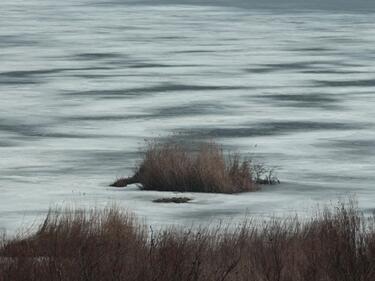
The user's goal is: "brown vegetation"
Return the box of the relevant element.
[111,141,277,193]
[153,197,192,203]
[1,202,375,281]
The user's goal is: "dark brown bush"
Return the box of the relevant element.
[112,141,262,193]
[1,202,375,281]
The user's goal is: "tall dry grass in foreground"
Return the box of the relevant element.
[111,141,276,193]
[1,203,375,281]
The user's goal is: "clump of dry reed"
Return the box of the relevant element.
[112,141,269,193]
[1,202,375,281]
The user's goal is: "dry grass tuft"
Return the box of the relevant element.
[1,202,375,281]
[112,141,270,193]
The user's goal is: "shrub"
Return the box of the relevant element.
[111,141,270,193]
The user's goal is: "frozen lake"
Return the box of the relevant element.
[1,0,375,235]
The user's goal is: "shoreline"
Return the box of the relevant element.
[1,200,374,280]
